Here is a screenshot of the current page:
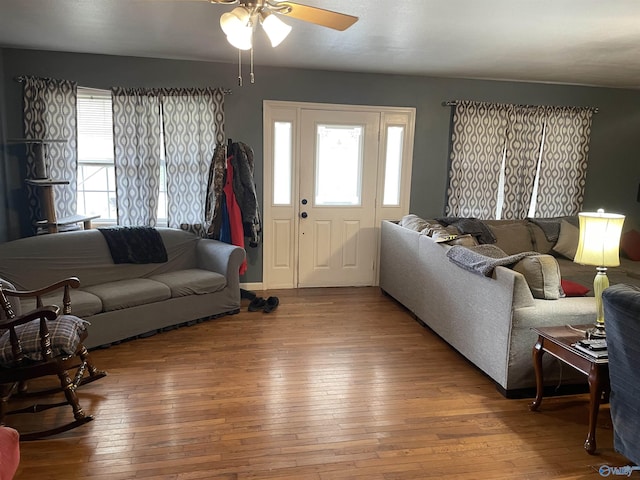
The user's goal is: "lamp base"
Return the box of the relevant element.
[587,323,606,339]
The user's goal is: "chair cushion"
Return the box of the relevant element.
[0,314,88,367]
[0,426,20,478]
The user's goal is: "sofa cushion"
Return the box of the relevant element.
[487,221,535,255]
[552,219,580,260]
[148,269,227,298]
[19,289,103,318]
[83,279,171,312]
[527,222,556,254]
[513,254,562,299]
[0,314,88,366]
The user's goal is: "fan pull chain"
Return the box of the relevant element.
[250,47,255,84]
[238,49,243,87]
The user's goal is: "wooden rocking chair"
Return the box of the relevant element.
[0,277,106,440]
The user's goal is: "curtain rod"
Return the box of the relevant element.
[443,100,598,114]
[14,76,232,95]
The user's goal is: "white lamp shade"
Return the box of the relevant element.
[574,210,625,267]
[260,12,292,47]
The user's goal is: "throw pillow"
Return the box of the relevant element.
[620,229,640,261]
[560,279,590,297]
[487,222,535,255]
[513,254,562,300]
[399,214,432,232]
[552,220,580,260]
[0,314,88,367]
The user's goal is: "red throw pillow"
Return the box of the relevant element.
[620,229,640,261]
[561,279,590,297]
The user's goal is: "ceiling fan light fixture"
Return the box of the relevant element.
[260,11,292,48]
[220,7,253,50]
[226,28,253,50]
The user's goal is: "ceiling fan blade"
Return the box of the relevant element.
[276,2,358,31]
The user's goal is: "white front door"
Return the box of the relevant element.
[262,101,416,290]
[298,110,380,287]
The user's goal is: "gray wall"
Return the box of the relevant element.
[2,48,639,283]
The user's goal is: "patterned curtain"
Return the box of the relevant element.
[111,88,163,226]
[445,101,509,219]
[446,101,593,220]
[535,107,593,217]
[500,106,545,219]
[162,88,226,229]
[22,77,78,223]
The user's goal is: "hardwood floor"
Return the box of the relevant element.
[9,287,630,479]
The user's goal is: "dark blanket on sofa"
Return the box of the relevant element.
[98,227,168,264]
[447,244,538,276]
[436,217,496,244]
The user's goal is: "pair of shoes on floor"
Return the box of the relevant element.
[248,296,279,313]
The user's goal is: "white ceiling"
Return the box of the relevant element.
[2,0,640,88]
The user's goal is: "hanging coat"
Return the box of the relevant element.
[229,142,262,247]
[206,143,228,239]
[223,159,248,275]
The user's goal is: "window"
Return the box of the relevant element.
[273,121,292,205]
[76,88,116,223]
[314,124,364,206]
[76,87,167,225]
[382,125,405,206]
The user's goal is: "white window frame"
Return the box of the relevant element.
[76,87,168,226]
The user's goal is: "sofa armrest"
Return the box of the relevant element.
[196,240,246,289]
[495,266,536,309]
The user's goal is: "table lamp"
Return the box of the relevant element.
[573,209,625,338]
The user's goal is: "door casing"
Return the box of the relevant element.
[262,101,416,289]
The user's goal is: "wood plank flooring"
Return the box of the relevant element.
[9,287,631,479]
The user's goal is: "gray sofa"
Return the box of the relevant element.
[380,217,640,396]
[0,228,245,348]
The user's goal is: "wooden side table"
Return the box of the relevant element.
[529,325,609,455]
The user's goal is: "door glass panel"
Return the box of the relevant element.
[273,121,293,205]
[315,124,363,206]
[383,126,404,206]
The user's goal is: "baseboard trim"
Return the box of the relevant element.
[240,282,264,292]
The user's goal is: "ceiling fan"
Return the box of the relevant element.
[204,0,358,49]
[169,0,358,84]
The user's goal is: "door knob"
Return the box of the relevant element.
[301,212,308,218]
